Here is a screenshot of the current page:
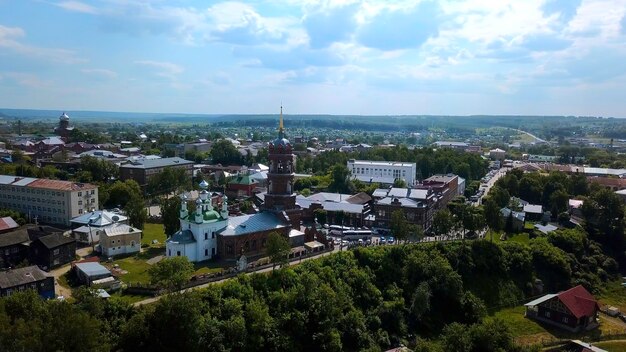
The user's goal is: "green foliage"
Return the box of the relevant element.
[0,209,26,225]
[210,139,243,165]
[159,196,181,236]
[146,167,189,197]
[125,195,147,230]
[79,156,119,183]
[266,232,290,269]
[390,209,416,243]
[431,209,455,237]
[0,223,619,352]
[148,256,194,292]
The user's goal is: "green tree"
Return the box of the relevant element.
[431,209,455,238]
[328,164,352,193]
[210,139,243,165]
[125,195,147,230]
[482,198,503,242]
[266,232,290,269]
[160,196,181,236]
[390,209,416,244]
[148,256,194,291]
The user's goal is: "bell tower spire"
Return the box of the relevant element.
[278,103,284,137]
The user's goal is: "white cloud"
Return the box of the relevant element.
[56,1,98,14]
[81,68,118,79]
[134,60,184,80]
[0,24,86,64]
[2,72,52,88]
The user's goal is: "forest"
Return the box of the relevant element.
[0,224,619,352]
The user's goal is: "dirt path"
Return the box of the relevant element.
[49,264,73,299]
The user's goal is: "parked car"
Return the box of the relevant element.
[388,237,395,244]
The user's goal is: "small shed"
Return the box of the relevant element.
[304,241,325,253]
[74,262,112,286]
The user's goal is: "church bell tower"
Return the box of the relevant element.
[262,105,301,228]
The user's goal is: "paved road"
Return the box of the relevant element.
[474,168,508,206]
[133,247,341,307]
[513,128,550,144]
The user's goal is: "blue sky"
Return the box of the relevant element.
[0,0,625,116]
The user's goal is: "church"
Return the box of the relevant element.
[166,108,312,262]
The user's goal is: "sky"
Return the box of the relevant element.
[0,0,625,117]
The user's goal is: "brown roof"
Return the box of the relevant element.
[26,179,97,191]
[345,192,372,204]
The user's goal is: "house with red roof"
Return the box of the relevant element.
[524,285,599,332]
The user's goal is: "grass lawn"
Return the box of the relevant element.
[142,223,166,247]
[487,306,547,338]
[193,261,224,276]
[598,280,626,312]
[508,233,530,245]
[593,340,626,351]
[107,247,165,285]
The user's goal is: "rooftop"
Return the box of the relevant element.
[347,159,416,167]
[220,212,286,237]
[103,223,141,237]
[0,217,19,232]
[71,210,127,227]
[27,178,97,191]
[120,157,193,169]
[74,262,111,277]
[0,265,51,289]
[36,233,75,249]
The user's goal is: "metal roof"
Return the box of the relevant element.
[524,294,557,307]
[219,212,286,237]
[71,210,127,227]
[523,204,543,214]
[347,160,416,167]
[120,157,193,169]
[74,262,111,277]
[0,265,51,289]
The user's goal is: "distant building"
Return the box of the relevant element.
[0,175,98,226]
[99,223,142,257]
[523,204,543,221]
[54,112,74,139]
[297,192,372,227]
[226,173,259,198]
[489,148,506,160]
[500,207,525,232]
[524,285,599,332]
[433,141,469,150]
[0,265,55,298]
[119,157,193,193]
[347,159,417,186]
[417,174,460,208]
[370,188,435,230]
[70,210,128,244]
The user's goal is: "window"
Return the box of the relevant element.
[211,232,215,239]
[205,249,208,256]
[130,241,135,247]
[168,249,171,256]
[545,311,551,318]
[78,192,82,197]
[53,249,59,255]
[212,248,216,256]
[91,190,95,195]
[204,233,208,240]
[78,201,83,205]
[562,317,568,323]
[177,251,181,256]
[91,199,95,204]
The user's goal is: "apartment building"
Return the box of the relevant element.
[347,159,417,186]
[0,175,98,227]
[119,157,193,192]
